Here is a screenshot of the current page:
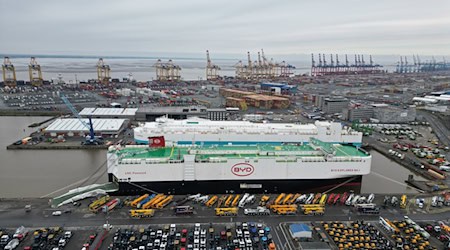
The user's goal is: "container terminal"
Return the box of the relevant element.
[1,54,450,249]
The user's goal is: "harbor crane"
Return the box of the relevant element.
[97,58,111,84]
[29,57,43,87]
[60,94,104,145]
[154,59,181,81]
[2,57,17,87]
[206,50,220,80]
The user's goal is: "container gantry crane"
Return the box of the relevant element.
[29,57,43,87]
[97,58,111,84]
[2,57,17,87]
[206,50,221,80]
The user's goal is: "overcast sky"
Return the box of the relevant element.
[1,0,449,57]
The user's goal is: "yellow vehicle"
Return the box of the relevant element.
[142,194,164,209]
[206,196,218,207]
[231,195,241,207]
[129,209,155,218]
[224,195,233,207]
[130,194,149,207]
[155,195,173,209]
[260,195,270,206]
[312,193,322,204]
[215,207,238,216]
[290,194,301,204]
[319,194,327,205]
[282,194,293,205]
[270,205,297,215]
[303,207,325,215]
[89,195,110,212]
[217,195,227,207]
[400,195,407,209]
[274,193,286,205]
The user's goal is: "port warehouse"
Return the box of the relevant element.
[79,107,138,119]
[44,118,129,137]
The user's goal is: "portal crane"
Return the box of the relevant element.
[206,50,220,80]
[60,94,104,145]
[2,57,17,87]
[29,57,43,87]
[97,58,111,84]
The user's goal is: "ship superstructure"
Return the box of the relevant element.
[133,117,362,146]
[107,138,371,194]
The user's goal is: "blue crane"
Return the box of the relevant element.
[60,94,103,145]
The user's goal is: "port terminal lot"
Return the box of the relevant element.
[0,193,450,249]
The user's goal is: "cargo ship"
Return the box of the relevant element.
[133,117,362,146]
[107,137,371,194]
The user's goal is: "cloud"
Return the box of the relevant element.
[0,0,449,56]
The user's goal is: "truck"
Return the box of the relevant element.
[174,206,194,215]
[303,206,325,215]
[224,195,233,207]
[137,194,155,209]
[89,195,110,212]
[319,194,327,205]
[143,194,165,209]
[205,196,218,207]
[270,205,297,215]
[215,207,238,216]
[130,194,149,207]
[400,195,407,209]
[244,207,270,216]
[274,193,285,205]
[129,209,155,218]
[282,194,293,205]
[259,195,270,206]
[231,195,241,207]
[155,195,173,209]
[101,198,120,213]
[238,193,250,208]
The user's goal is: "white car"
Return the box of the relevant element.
[52,211,62,216]
[4,239,19,250]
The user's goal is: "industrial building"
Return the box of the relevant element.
[343,105,374,122]
[260,82,297,95]
[79,108,138,119]
[135,106,208,121]
[45,118,129,137]
[321,97,349,114]
[372,104,416,123]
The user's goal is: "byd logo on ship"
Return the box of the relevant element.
[231,163,254,177]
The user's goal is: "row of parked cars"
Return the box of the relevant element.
[107,222,276,250]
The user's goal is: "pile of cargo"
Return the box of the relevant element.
[323,221,392,250]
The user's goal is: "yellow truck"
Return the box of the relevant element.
[283,194,293,205]
[224,195,234,207]
[130,194,149,207]
[259,195,270,206]
[231,195,241,207]
[274,193,286,205]
[400,195,407,209]
[129,209,155,218]
[290,194,301,204]
[319,194,328,206]
[269,205,297,215]
[303,206,325,215]
[142,194,165,209]
[217,195,227,207]
[215,207,238,216]
[206,196,218,207]
[89,195,110,212]
[155,195,173,209]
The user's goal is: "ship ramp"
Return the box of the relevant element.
[50,182,119,208]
